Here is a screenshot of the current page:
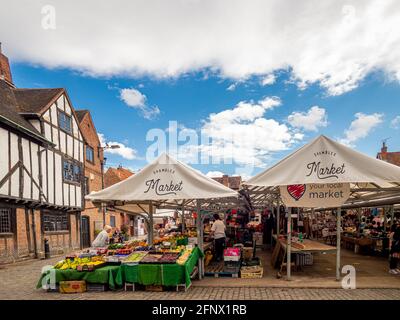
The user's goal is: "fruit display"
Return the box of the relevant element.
[126,240,147,248]
[159,252,180,264]
[54,256,105,271]
[115,248,133,255]
[104,255,128,263]
[176,248,193,265]
[107,248,133,256]
[108,243,125,250]
[140,253,163,264]
[122,252,148,264]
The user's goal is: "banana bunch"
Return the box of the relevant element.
[54,256,104,270]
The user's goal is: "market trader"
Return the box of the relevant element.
[92,225,112,247]
[211,214,226,262]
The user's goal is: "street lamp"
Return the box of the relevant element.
[98,144,120,227]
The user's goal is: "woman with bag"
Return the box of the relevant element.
[389,225,400,275]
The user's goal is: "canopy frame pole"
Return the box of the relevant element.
[287,207,292,281]
[276,198,280,236]
[390,205,394,229]
[336,207,341,281]
[181,204,185,233]
[196,199,204,279]
[148,202,154,246]
[384,206,387,231]
[311,208,315,239]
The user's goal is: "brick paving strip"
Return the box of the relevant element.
[1,257,400,300]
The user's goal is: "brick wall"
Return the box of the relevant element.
[77,110,105,242]
[0,204,81,263]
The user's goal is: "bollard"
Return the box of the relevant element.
[44,238,50,259]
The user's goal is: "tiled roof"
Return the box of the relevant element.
[104,167,134,187]
[75,109,89,123]
[13,88,63,114]
[0,80,49,144]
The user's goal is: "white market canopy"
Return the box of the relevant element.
[86,153,238,207]
[244,135,400,208]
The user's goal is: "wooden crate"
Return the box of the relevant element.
[240,264,263,279]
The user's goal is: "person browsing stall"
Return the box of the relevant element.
[92,225,112,248]
[211,213,226,262]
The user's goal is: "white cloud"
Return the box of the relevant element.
[206,171,225,178]
[260,74,276,86]
[196,96,301,167]
[226,83,236,91]
[340,112,383,146]
[2,1,400,95]
[390,116,400,129]
[119,88,160,119]
[98,133,137,160]
[287,106,328,132]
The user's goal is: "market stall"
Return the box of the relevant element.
[38,238,203,292]
[245,135,400,280]
[86,153,237,280]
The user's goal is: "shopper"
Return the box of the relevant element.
[389,225,400,275]
[92,225,112,248]
[211,213,226,262]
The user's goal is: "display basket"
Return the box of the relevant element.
[240,264,263,279]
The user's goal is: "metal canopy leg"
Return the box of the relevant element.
[148,202,154,246]
[336,207,341,281]
[196,200,204,279]
[287,207,292,280]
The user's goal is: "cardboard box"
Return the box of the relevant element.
[59,281,87,294]
[243,247,253,260]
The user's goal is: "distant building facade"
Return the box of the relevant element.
[376,142,400,167]
[75,110,104,247]
[104,166,134,234]
[0,49,84,262]
[212,174,242,190]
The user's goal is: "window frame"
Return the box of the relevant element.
[58,110,73,134]
[42,210,69,233]
[86,145,94,164]
[0,208,12,234]
[63,158,82,185]
[109,215,116,228]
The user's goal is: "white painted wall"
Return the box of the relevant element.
[0,128,9,195]
[10,133,19,197]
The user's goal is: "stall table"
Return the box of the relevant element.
[37,265,120,290]
[115,247,203,291]
[271,235,336,272]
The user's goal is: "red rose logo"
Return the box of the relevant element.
[287,184,306,201]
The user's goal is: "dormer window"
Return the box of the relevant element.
[58,110,72,133]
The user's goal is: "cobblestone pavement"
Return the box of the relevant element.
[1,256,400,300]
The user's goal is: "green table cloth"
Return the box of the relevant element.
[115,247,203,287]
[37,265,120,290]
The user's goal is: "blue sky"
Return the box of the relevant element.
[2,1,400,180]
[11,62,400,179]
